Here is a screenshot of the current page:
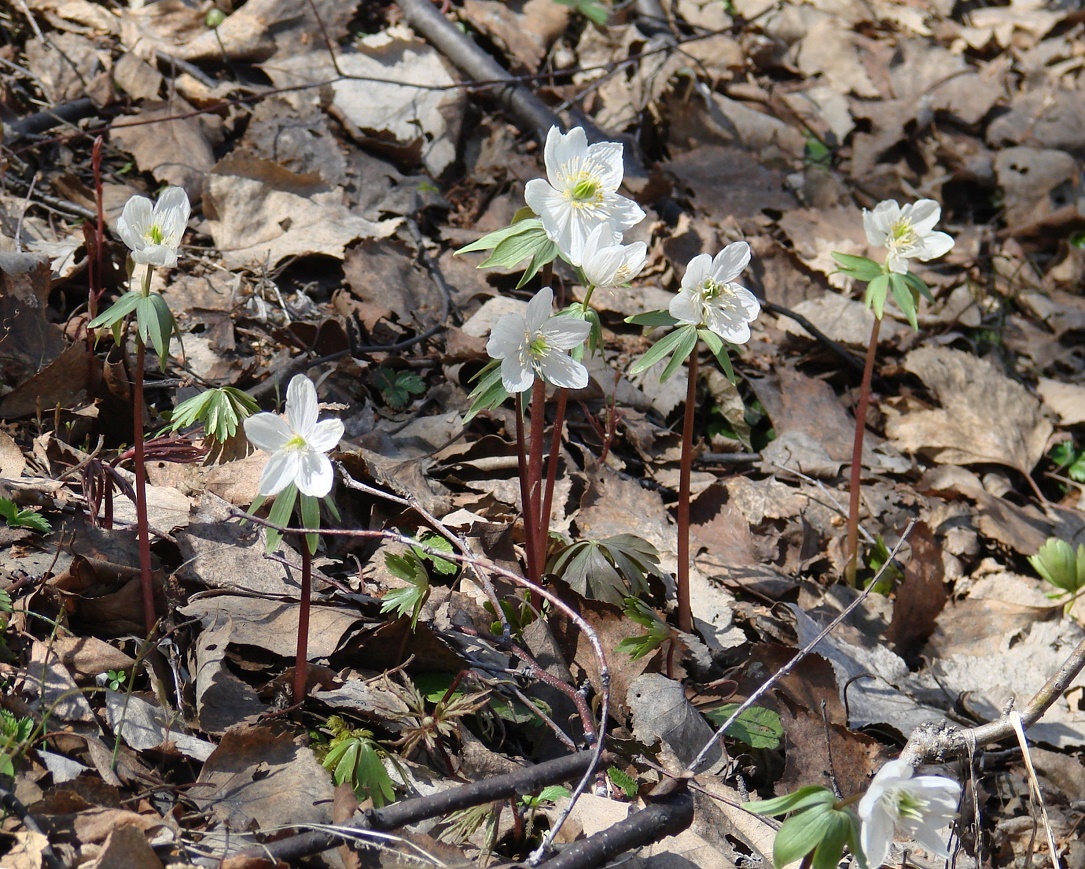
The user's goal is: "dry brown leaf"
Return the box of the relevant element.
[1037,378,1085,425]
[87,821,164,869]
[884,345,1052,476]
[793,16,880,98]
[192,724,334,831]
[110,100,219,202]
[203,152,398,268]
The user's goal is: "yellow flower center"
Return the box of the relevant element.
[146,224,166,245]
[285,434,307,450]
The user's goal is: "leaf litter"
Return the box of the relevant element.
[2,0,1085,866]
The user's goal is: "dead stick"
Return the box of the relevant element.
[236,750,599,862]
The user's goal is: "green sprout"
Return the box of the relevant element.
[168,386,259,444]
[1029,537,1085,612]
[616,597,673,661]
[320,716,397,807]
[370,368,427,410]
[0,498,50,533]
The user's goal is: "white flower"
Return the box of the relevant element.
[486,287,591,393]
[863,199,954,275]
[116,186,191,268]
[524,126,646,267]
[581,223,647,288]
[668,242,760,344]
[858,759,962,868]
[244,375,345,498]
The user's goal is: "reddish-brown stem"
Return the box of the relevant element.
[539,387,568,579]
[294,539,313,704]
[132,339,156,635]
[677,343,699,635]
[845,316,882,586]
[528,378,547,582]
[515,393,540,586]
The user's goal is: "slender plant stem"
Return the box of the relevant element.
[294,538,313,704]
[516,393,540,586]
[539,387,569,578]
[845,316,882,586]
[132,337,156,635]
[677,342,699,635]
[528,378,547,582]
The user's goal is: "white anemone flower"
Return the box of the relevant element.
[858,759,962,868]
[486,287,591,393]
[244,375,345,498]
[581,223,648,288]
[863,199,954,275]
[669,242,760,344]
[116,186,191,268]
[524,126,646,267]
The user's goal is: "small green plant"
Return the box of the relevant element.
[0,498,50,533]
[616,597,673,660]
[167,386,259,445]
[104,669,128,691]
[371,367,427,410]
[521,785,571,810]
[606,766,639,798]
[1029,537,1085,611]
[1050,440,1085,483]
[0,709,35,777]
[747,786,863,869]
[320,715,397,807]
[381,549,432,629]
[703,703,784,750]
[548,534,665,606]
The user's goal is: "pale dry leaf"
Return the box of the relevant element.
[793,16,880,97]
[203,152,399,268]
[1037,378,1085,425]
[105,690,216,761]
[110,100,218,200]
[628,673,723,771]
[884,346,1053,476]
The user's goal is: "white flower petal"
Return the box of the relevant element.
[285,375,319,436]
[680,254,713,293]
[308,418,345,453]
[906,199,941,234]
[117,196,152,252]
[861,804,895,868]
[245,413,294,452]
[583,140,624,190]
[669,290,702,325]
[916,231,954,261]
[541,316,590,349]
[538,351,588,389]
[259,449,301,496]
[603,196,647,234]
[131,244,178,268]
[297,449,334,497]
[155,186,191,241]
[704,305,752,344]
[525,287,555,331]
[501,354,535,393]
[711,242,752,283]
[488,312,528,360]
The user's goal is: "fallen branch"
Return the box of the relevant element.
[235,749,600,862]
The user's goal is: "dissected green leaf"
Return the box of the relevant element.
[465,359,511,422]
[548,535,664,605]
[0,498,50,533]
[831,252,883,282]
[606,766,639,798]
[371,368,427,410]
[382,551,431,629]
[628,324,697,379]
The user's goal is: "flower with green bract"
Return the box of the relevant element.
[486,287,591,393]
[858,759,961,868]
[244,375,344,498]
[669,242,760,344]
[115,186,191,268]
[524,126,645,266]
[863,199,953,276]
